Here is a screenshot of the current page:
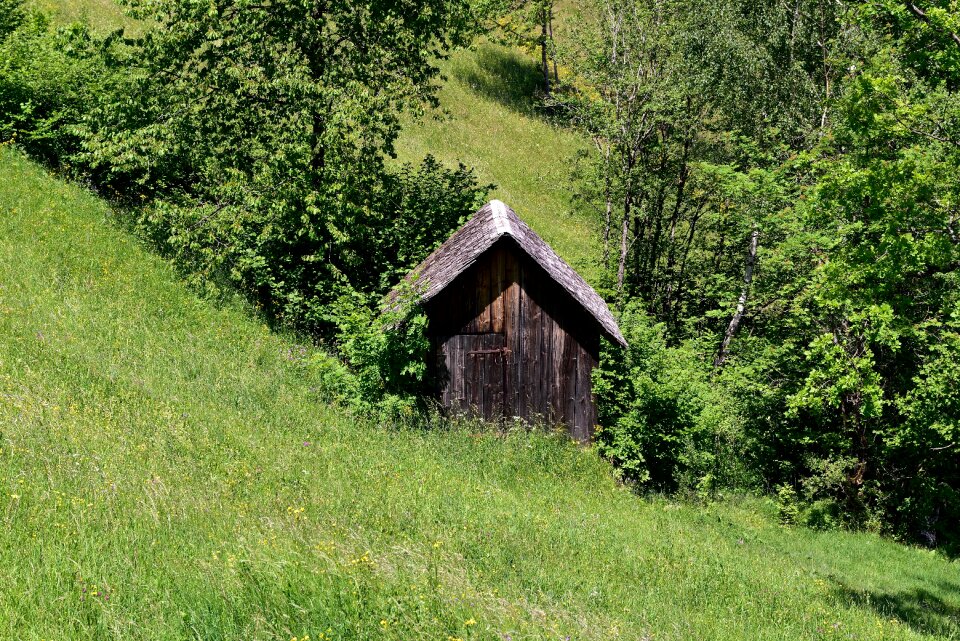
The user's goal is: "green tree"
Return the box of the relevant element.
[559,0,832,328]
[565,0,959,546]
[784,0,960,538]
[80,0,478,331]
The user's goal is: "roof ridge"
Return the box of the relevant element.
[489,199,513,236]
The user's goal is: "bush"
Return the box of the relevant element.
[0,0,24,38]
[593,302,750,493]
[67,0,482,338]
[126,156,489,336]
[326,285,433,420]
[362,156,493,294]
[776,484,801,525]
[0,9,125,166]
[303,350,361,408]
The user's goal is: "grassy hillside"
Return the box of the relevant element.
[395,45,601,283]
[29,0,137,33]
[3,148,960,639]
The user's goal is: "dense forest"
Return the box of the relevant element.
[1,0,957,552]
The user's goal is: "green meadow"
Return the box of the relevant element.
[2,145,959,640]
[395,43,601,284]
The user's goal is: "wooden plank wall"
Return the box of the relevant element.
[515,254,599,442]
[440,333,506,420]
[426,239,600,440]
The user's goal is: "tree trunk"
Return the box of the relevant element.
[714,227,759,368]
[644,142,670,296]
[817,0,831,130]
[547,5,559,83]
[617,199,630,293]
[601,143,613,266]
[617,148,636,294]
[661,134,693,315]
[668,203,705,326]
[541,7,550,94]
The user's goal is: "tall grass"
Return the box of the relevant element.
[2,147,959,639]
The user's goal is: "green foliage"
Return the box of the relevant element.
[8,0,960,554]
[302,349,360,407]
[594,302,748,492]
[125,154,488,333]
[394,42,601,283]
[0,9,124,164]
[558,0,830,310]
[0,0,24,37]
[771,2,960,544]
[326,286,433,419]
[568,0,960,548]
[349,155,492,295]
[0,0,489,421]
[66,0,480,332]
[776,484,802,526]
[474,0,557,93]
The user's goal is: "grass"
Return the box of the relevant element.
[3,147,960,639]
[395,43,602,285]
[28,0,136,32]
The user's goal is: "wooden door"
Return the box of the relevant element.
[440,333,507,421]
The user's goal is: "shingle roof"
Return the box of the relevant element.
[401,200,627,347]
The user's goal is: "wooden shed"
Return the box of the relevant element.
[402,200,627,441]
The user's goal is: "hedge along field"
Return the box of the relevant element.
[3,149,960,639]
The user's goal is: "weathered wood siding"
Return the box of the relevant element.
[425,239,600,441]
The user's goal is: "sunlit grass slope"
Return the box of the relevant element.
[28,0,135,32]
[3,148,960,639]
[396,44,602,284]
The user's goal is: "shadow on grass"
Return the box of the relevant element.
[831,580,960,638]
[452,45,545,114]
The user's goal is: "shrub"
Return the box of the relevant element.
[593,302,749,493]
[0,0,486,428]
[126,156,489,336]
[0,0,24,38]
[327,286,433,420]
[775,484,801,526]
[0,10,125,166]
[303,350,361,408]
